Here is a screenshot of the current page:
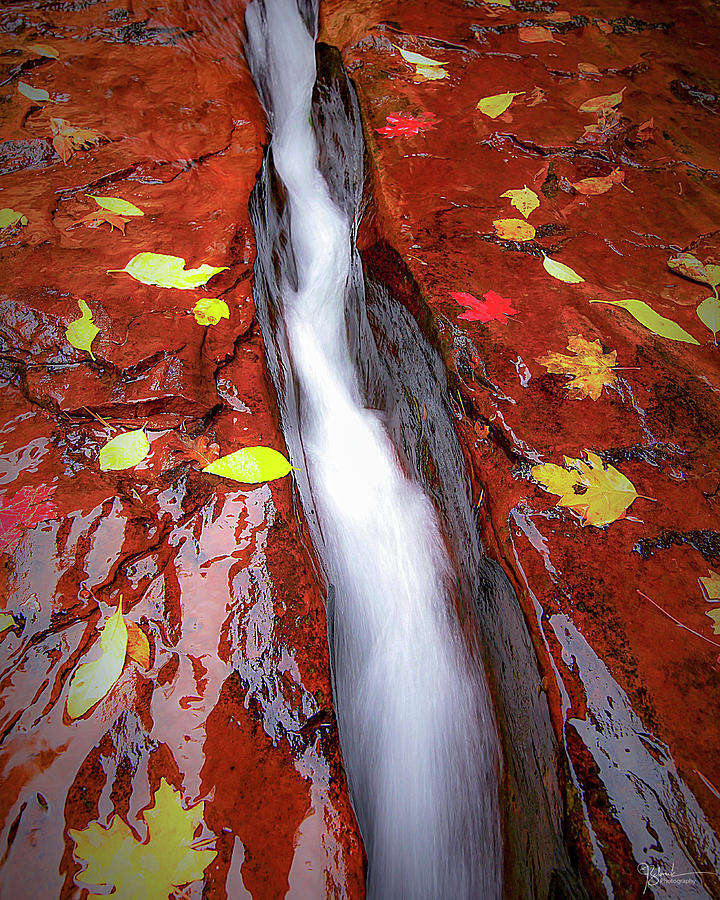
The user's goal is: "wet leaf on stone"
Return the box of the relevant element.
[108,252,227,290]
[572,167,624,195]
[51,117,103,164]
[493,218,535,241]
[667,252,720,293]
[697,296,720,344]
[66,600,127,719]
[536,334,617,400]
[531,451,640,527]
[500,186,539,218]
[66,299,100,360]
[579,87,625,113]
[126,621,150,669]
[590,298,699,344]
[578,62,601,75]
[542,254,584,283]
[375,112,439,137]
[192,297,230,326]
[89,196,144,217]
[700,570,720,601]
[482,0,511,5]
[27,43,60,59]
[518,25,554,42]
[477,91,524,118]
[452,290,518,324]
[0,484,57,555]
[0,613,15,633]
[0,209,28,229]
[18,81,50,102]
[395,46,447,67]
[70,779,216,900]
[706,609,720,635]
[203,446,295,483]
[99,429,150,471]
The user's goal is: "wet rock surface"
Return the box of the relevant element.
[0,1,364,897]
[318,0,720,896]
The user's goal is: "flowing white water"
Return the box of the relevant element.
[245,2,502,896]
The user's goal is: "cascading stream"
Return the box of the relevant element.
[245,1,503,896]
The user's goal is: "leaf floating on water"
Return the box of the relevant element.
[66,299,100,360]
[697,296,720,344]
[27,43,59,58]
[415,64,448,80]
[0,209,28,229]
[536,334,618,400]
[493,218,536,241]
[99,429,150,471]
[70,779,217,900]
[590,298,700,344]
[375,112,439,137]
[66,600,127,719]
[452,290,518,324]
[477,91,524,118]
[579,87,625,113]
[531,451,640,527]
[88,196,144,217]
[126,621,150,669]
[572,168,624,195]
[500,186,539,218]
[50,117,103,164]
[700,569,720,601]
[108,252,227,290]
[0,484,57,555]
[192,298,230,326]
[18,81,50,102]
[542,254,585,283]
[203,446,295,483]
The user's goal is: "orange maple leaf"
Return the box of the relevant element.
[50,117,103,164]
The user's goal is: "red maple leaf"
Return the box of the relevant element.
[0,484,58,554]
[451,290,519,324]
[376,112,439,137]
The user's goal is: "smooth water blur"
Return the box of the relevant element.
[245,1,503,896]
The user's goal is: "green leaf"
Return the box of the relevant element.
[697,296,720,344]
[88,196,144,217]
[18,81,50,101]
[0,613,15,633]
[66,299,100,360]
[542,254,585,283]
[477,91,524,118]
[0,208,28,229]
[395,46,447,67]
[202,446,295,483]
[108,252,227,290]
[66,600,127,719]
[99,429,150,471]
[192,297,230,326]
[590,298,700,344]
[706,265,720,288]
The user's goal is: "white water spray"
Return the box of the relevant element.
[245,2,502,896]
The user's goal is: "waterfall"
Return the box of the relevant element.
[245,1,503,896]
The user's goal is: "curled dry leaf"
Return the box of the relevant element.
[192,297,230,326]
[99,428,150,471]
[203,446,296,483]
[50,118,103,164]
[66,600,127,719]
[531,451,640,527]
[590,298,699,344]
[66,299,100,360]
[572,167,624,195]
[493,218,536,241]
[536,334,618,400]
[108,252,227,290]
[452,290,518,324]
[477,91,525,118]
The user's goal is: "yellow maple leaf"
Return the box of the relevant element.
[531,451,640,526]
[536,334,617,400]
[700,570,720,601]
[70,778,216,900]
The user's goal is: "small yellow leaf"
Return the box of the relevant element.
[706,608,720,635]
[89,196,144,217]
[532,451,639,527]
[697,296,720,343]
[483,0,511,5]
[66,299,100,360]
[99,429,150,471]
[579,87,625,112]
[536,334,617,400]
[109,252,227,290]
[500,185,540,218]
[203,446,295,483]
[395,46,447,67]
[0,613,15,633]
[542,254,585,283]
[493,218,535,241]
[18,81,50,102]
[590,298,699,344]
[415,64,448,80]
[700,570,720,601]
[0,208,28,229]
[66,600,127,719]
[192,297,230,326]
[27,43,59,59]
[477,91,525,118]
